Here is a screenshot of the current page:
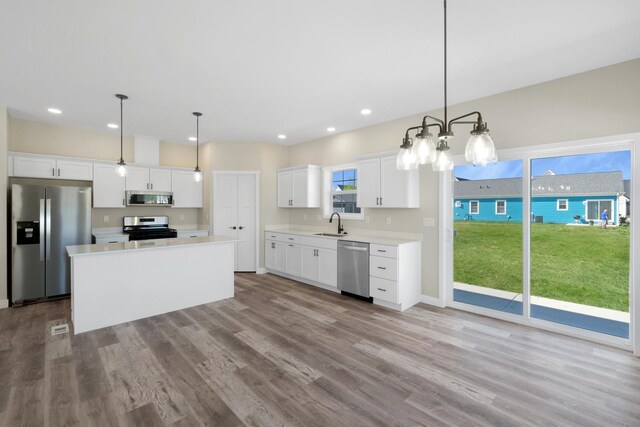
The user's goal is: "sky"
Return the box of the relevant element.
[454,151,631,180]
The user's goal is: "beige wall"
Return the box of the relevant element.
[0,108,8,305]
[289,58,640,298]
[199,141,291,267]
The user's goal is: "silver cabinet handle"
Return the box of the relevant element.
[288,244,294,247]
[288,237,294,240]
[377,249,386,253]
[52,168,55,176]
[377,288,387,292]
[151,183,153,190]
[57,168,60,176]
[377,266,386,270]
[271,242,275,249]
[376,197,379,206]
[380,197,383,205]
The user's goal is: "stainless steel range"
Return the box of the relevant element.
[123,216,177,241]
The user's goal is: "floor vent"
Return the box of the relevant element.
[51,324,69,336]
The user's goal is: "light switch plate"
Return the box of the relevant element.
[103,215,109,223]
[423,217,435,227]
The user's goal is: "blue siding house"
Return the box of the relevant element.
[454,171,625,225]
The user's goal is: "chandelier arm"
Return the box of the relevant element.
[446,111,483,132]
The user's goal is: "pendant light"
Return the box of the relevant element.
[115,94,128,177]
[192,112,203,182]
[397,0,497,171]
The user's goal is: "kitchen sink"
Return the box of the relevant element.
[314,233,346,237]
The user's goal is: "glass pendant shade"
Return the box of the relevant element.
[414,133,437,164]
[193,168,202,182]
[432,149,453,172]
[116,161,127,177]
[465,131,497,166]
[396,145,419,170]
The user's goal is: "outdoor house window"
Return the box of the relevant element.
[495,200,506,215]
[469,200,479,215]
[557,199,568,211]
[323,164,363,219]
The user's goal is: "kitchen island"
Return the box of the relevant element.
[66,236,235,334]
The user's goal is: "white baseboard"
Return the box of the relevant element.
[0,299,8,309]
[256,268,268,274]
[420,294,445,308]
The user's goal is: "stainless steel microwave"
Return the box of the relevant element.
[126,191,174,207]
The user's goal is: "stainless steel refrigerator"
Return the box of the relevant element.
[11,181,92,305]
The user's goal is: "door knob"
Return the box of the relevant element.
[238,226,244,230]
[229,226,237,230]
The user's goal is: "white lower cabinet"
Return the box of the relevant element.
[265,232,337,290]
[94,235,129,244]
[177,230,209,238]
[369,241,421,311]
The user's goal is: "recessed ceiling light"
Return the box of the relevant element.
[360,108,372,115]
[47,108,62,114]
[107,123,119,129]
[278,134,287,140]
[188,136,197,141]
[327,127,336,132]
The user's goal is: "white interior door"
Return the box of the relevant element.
[214,172,258,272]
[236,174,257,271]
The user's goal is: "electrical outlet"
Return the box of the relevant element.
[386,217,391,225]
[365,215,370,224]
[103,215,109,223]
[51,324,69,336]
[303,214,307,221]
[423,217,435,227]
[180,214,185,220]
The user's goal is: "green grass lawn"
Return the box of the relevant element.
[453,222,630,311]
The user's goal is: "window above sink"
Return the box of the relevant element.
[323,163,364,220]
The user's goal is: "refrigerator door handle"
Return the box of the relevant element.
[46,198,52,261]
[39,199,45,261]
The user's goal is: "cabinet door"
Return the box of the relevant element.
[57,159,93,180]
[93,164,125,208]
[265,241,276,270]
[357,158,380,208]
[277,171,292,207]
[13,156,56,178]
[291,168,308,207]
[125,166,150,190]
[317,248,337,288]
[300,246,318,281]
[380,155,406,207]
[275,242,286,271]
[285,243,301,276]
[172,170,203,208]
[150,168,172,192]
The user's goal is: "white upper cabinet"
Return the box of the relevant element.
[93,163,125,208]
[126,166,172,191]
[277,165,320,208]
[171,170,203,208]
[357,154,419,208]
[12,154,93,180]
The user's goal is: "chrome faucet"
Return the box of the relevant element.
[329,212,344,234]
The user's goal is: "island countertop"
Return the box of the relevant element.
[67,235,235,257]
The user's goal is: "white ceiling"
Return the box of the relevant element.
[1,0,639,146]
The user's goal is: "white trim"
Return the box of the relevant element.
[256,267,268,274]
[322,163,364,220]
[584,198,615,223]
[439,170,452,310]
[557,198,568,211]
[495,199,507,215]
[469,200,479,215]
[211,170,261,273]
[0,299,8,309]
[421,294,445,308]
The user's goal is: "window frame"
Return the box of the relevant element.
[557,199,568,211]
[469,200,479,215]
[323,163,364,220]
[495,199,507,215]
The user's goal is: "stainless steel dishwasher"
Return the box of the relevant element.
[337,240,370,298]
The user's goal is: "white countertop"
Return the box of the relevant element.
[264,225,421,246]
[67,235,234,257]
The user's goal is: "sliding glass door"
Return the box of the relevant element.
[449,141,633,344]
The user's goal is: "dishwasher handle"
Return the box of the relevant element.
[341,246,368,252]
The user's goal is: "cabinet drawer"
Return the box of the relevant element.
[265,232,285,242]
[283,234,300,244]
[370,244,398,259]
[300,236,338,250]
[94,235,129,244]
[370,255,398,281]
[370,277,399,303]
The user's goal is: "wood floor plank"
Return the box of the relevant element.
[1,272,639,426]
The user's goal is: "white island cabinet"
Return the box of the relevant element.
[67,236,235,334]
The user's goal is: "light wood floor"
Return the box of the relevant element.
[1,273,639,426]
